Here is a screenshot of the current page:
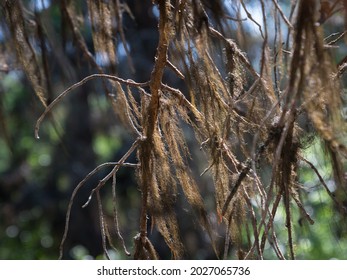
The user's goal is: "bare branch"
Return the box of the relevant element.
[58,140,140,260]
[240,0,265,39]
[96,190,111,260]
[166,60,185,79]
[299,156,347,215]
[35,74,149,139]
[271,0,294,30]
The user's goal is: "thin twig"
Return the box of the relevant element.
[161,83,203,121]
[224,15,247,22]
[240,0,265,39]
[104,217,119,253]
[209,27,260,79]
[111,172,131,256]
[326,31,347,45]
[268,227,286,260]
[137,0,172,248]
[96,190,111,260]
[114,82,143,138]
[82,140,141,208]
[283,179,295,259]
[242,188,263,260]
[271,0,294,30]
[299,155,347,215]
[337,62,347,78]
[222,159,251,216]
[35,74,149,139]
[166,60,185,79]
[223,213,233,260]
[291,189,315,225]
[58,142,140,259]
[257,189,286,260]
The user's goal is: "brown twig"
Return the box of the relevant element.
[111,172,131,256]
[96,190,111,260]
[166,60,185,79]
[35,74,149,139]
[291,188,315,225]
[58,141,140,259]
[271,0,294,30]
[209,27,260,79]
[222,159,251,216]
[242,188,263,260]
[82,140,141,208]
[240,0,265,39]
[137,0,171,245]
[299,155,347,215]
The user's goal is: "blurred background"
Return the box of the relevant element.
[1,0,347,259]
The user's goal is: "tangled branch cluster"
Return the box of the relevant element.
[2,0,347,259]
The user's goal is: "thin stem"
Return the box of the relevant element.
[271,0,294,30]
[111,172,131,256]
[96,190,111,260]
[82,140,141,208]
[137,0,171,246]
[58,140,140,260]
[299,156,347,215]
[35,74,149,139]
